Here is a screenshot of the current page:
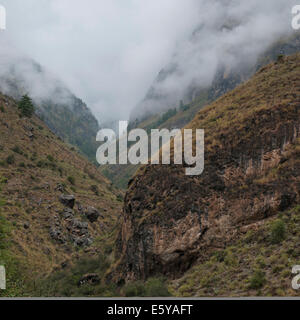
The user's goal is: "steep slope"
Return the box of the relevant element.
[102,33,300,189]
[0,56,100,161]
[130,14,300,119]
[0,92,122,296]
[112,54,300,296]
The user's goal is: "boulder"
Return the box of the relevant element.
[85,206,100,223]
[59,194,75,209]
[23,222,30,229]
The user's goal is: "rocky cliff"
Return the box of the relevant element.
[113,54,300,285]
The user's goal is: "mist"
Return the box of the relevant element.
[0,0,298,123]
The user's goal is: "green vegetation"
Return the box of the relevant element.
[249,270,266,290]
[170,205,300,297]
[18,95,35,118]
[12,146,23,155]
[0,91,122,297]
[6,155,15,165]
[124,278,171,297]
[34,255,116,297]
[67,176,76,185]
[90,185,99,196]
[150,108,178,130]
[0,206,24,296]
[270,219,286,244]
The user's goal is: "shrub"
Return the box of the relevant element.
[12,146,23,155]
[145,278,170,297]
[58,167,64,177]
[47,155,55,162]
[90,185,99,196]
[270,219,286,244]
[124,278,170,297]
[18,94,35,118]
[6,155,15,165]
[67,176,76,185]
[124,281,145,297]
[37,160,46,168]
[277,54,284,63]
[249,270,266,290]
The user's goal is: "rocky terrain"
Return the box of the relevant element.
[1,51,300,298]
[111,53,300,296]
[0,92,122,296]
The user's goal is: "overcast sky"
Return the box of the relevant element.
[0,0,201,123]
[0,0,298,123]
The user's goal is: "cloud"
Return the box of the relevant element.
[0,0,298,122]
[133,0,298,117]
[0,0,200,122]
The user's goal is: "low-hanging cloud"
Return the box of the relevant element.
[0,0,298,123]
[133,0,299,118]
[0,0,200,123]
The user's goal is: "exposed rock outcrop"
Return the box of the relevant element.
[59,195,75,209]
[112,54,300,282]
[84,206,101,223]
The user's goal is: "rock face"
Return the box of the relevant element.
[113,54,300,282]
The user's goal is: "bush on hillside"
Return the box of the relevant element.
[18,95,35,118]
[270,219,286,244]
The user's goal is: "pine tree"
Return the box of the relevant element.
[18,94,35,118]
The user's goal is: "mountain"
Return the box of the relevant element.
[0,92,122,296]
[0,56,99,161]
[111,53,300,296]
[131,33,300,122]
[101,33,300,189]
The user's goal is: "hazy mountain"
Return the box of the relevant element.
[0,54,99,161]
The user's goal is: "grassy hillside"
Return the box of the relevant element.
[0,92,122,296]
[170,204,300,297]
